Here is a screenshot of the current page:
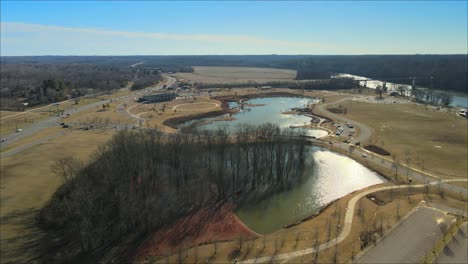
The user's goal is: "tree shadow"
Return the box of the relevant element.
[442,245,454,257]
[0,208,44,264]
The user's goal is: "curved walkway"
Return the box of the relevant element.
[173,102,219,112]
[240,178,468,264]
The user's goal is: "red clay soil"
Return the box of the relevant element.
[134,203,259,260]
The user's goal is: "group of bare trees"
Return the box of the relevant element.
[411,87,453,106]
[38,124,310,262]
[0,64,161,110]
[196,79,354,91]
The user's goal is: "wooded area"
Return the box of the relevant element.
[0,63,162,110]
[38,124,310,262]
[195,78,355,90]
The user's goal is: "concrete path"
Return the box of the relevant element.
[239,179,468,264]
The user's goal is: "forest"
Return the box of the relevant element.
[294,55,467,92]
[38,124,310,262]
[196,78,355,90]
[0,63,161,110]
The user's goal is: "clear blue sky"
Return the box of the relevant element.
[1,1,467,55]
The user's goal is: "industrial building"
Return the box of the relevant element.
[138,93,176,103]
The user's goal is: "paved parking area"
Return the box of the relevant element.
[434,222,468,264]
[356,206,457,264]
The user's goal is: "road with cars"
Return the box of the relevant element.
[0,74,176,151]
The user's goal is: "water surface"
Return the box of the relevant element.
[236,146,386,234]
[192,97,327,137]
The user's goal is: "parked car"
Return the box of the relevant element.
[16,128,23,132]
[362,153,368,158]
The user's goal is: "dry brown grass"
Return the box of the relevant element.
[174,66,297,84]
[0,111,50,136]
[0,127,64,153]
[145,186,466,264]
[129,97,223,133]
[333,100,468,179]
[0,129,116,263]
[66,101,135,125]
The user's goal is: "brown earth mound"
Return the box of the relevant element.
[134,203,259,261]
[364,145,391,156]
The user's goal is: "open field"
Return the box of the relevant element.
[66,100,135,125]
[0,98,102,136]
[332,100,468,178]
[0,128,116,263]
[0,111,50,136]
[0,127,63,153]
[174,66,297,84]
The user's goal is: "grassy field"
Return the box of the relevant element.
[335,100,468,178]
[174,66,297,84]
[0,128,116,263]
[0,111,50,136]
[0,98,102,136]
[66,100,135,125]
[130,97,223,132]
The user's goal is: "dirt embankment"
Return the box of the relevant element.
[134,203,259,261]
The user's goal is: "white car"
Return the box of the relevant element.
[16,128,23,132]
[362,153,368,158]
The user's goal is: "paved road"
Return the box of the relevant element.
[315,97,373,145]
[0,74,176,152]
[356,206,457,264]
[309,94,467,195]
[434,223,468,264]
[0,101,105,149]
[0,131,69,159]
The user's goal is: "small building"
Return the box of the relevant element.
[138,93,176,103]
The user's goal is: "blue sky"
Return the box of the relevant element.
[1,1,467,55]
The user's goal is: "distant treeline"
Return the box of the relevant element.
[1,55,466,109]
[38,124,309,262]
[0,64,161,110]
[196,78,354,90]
[294,55,467,93]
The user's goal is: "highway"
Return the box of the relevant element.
[0,74,176,151]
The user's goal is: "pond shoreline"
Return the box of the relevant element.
[168,93,322,132]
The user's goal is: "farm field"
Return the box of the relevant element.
[174,66,297,84]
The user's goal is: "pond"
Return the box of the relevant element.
[236,146,386,234]
[181,96,385,234]
[183,97,328,138]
